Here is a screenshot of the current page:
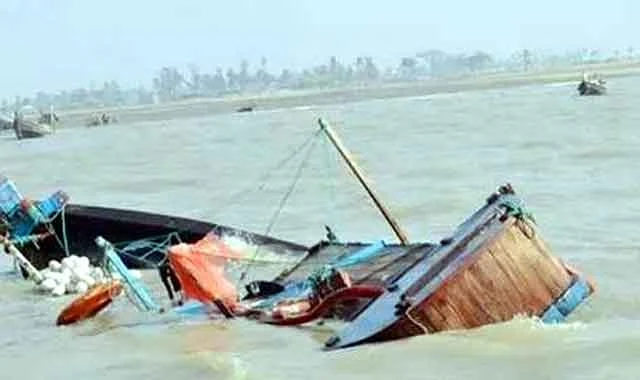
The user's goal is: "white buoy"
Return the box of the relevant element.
[24,253,109,296]
[61,257,74,271]
[48,260,62,272]
[39,278,57,292]
[78,256,90,269]
[74,281,89,294]
[51,284,66,297]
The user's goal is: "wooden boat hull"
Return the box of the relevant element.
[14,119,53,139]
[20,203,308,271]
[325,185,595,350]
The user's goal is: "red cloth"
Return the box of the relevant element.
[168,233,240,309]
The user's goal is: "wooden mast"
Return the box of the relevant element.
[318,118,410,245]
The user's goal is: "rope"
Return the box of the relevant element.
[47,203,71,257]
[500,199,536,224]
[322,134,340,240]
[405,303,429,334]
[308,266,338,291]
[238,130,322,283]
[58,204,71,256]
[112,232,182,268]
[208,130,321,219]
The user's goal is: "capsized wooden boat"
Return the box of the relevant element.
[19,203,309,271]
[230,119,594,348]
[1,176,308,273]
[159,119,594,338]
[324,184,595,350]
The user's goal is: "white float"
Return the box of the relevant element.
[35,255,112,297]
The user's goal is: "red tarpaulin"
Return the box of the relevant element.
[168,233,241,311]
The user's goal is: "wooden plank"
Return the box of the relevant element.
[473,249,531,318]
[494,226,557,313]
[459,266,512,321]
[444,280,490,328]
[517,225,572,296]
[506,224,571,299]
[486,247,540,315]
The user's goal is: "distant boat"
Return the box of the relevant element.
[86,113,117,127]
[577,73,606,96]
[12,105,59,140]
[236,105,255,113]
[13,118,53,139]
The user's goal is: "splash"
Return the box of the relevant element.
[221,235,298,265]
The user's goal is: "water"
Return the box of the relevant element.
[1,76,640,379]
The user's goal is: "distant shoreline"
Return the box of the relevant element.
[59,61,640,126]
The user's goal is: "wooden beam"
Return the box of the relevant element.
[318,118,409,245]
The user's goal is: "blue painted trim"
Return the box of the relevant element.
[98,237,160,312]
[555,277,591,316]
[333,240,386,268]
[540,304,566,323]
[0,178,21,215]
[173,301,208,316]
[1,178,67,239]
[541,276,591,324]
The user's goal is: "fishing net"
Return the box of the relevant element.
[167,233,241,310]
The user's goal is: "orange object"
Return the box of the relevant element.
[168,233,241,313]
[56,281,123,326]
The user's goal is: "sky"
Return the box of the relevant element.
[0,0,637,98]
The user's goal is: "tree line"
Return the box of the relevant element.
[1,47,635,112]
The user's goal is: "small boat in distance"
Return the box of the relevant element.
[577,73,606,96]
[12,106,59,139]
[236,105,255,113]
[86,113,117,127]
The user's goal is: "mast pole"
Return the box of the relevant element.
[318,118,409,245]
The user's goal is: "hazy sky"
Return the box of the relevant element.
[1,0,637,97]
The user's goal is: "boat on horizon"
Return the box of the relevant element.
[11,106,59,140]
[577,73,606,96]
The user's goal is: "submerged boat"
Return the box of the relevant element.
[0,176,308,274]
[4,118,596,349]
[324,184,595,349]
[78,119,594,350]
[577,73,606,96]
[244,121,595,347]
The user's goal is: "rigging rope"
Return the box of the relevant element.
[322,133,340,241]
[238,129,322,283]
[207,130,321,219]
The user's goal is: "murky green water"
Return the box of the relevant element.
[1,77,639,379]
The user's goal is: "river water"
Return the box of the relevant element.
[1,76,639,379]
